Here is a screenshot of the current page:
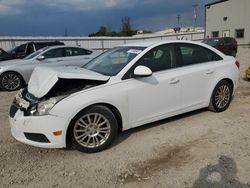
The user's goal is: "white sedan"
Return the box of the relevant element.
[0,45,99,91]
[9,40,240,153]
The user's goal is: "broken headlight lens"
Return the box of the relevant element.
[34,96,66,116]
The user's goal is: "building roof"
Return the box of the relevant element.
[205,0,229,7]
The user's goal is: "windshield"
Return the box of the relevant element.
[83,46,145,76]
[202,39,219,46]
[0,49,6,55]
[23,47,48,60]
[7,46,18,54]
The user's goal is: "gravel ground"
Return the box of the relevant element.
[0,47,250,188]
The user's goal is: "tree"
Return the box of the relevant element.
[89,26,108,37]
[121,17,134,36]
[88,17,139,37]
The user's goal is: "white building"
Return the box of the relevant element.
[205,0,250,45]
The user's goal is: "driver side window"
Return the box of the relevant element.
[122,44,176,80]
[136,44,176,72]
[43,48,64,59]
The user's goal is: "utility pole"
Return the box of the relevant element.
[177,14,181,27]
[192,4,198,31]
[64,27,68,37]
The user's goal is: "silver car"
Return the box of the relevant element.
[0,45,100,91]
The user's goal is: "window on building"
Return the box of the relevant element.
[212,31,219,38]
[235,29,244,38]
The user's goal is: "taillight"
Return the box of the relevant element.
[235,60,240,69]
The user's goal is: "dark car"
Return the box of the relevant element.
[0,41,64,61]
[0,48,12,61]
[202,37,237,57]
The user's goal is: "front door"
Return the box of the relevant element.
[125,44,181,128]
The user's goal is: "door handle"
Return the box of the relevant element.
[206,69,214,74]
[169,78,180,84]
[57,59,63,62]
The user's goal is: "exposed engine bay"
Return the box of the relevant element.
[12,79,107,116]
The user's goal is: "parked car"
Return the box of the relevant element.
[245,66,250,80]
[9,40,240,153]
[0,48,12,61]
[0,41,64,61]
[0,45,100,91]
[202,37,237,57]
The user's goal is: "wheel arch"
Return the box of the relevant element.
[215,78,234,91]
[65,102,123,147]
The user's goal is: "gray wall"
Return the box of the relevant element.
[0,32,205,52]
[205,0,250,45]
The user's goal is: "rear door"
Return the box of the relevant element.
[62,47,95,66]
[175,43,223,109]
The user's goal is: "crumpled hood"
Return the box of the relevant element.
[28,66,110,98]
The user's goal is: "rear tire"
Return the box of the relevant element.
[209,80,233,112]
[68,105,118,153]
[0,72,23,91]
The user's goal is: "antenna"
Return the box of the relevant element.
[192,4,198,31]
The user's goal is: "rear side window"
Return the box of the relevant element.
[176,43,222,67]
[64,47,92,57]
[223,38,232,44]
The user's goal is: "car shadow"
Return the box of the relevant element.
[192,155,250,188]
[111,108,208,148]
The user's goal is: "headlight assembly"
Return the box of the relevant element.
[33,95,66,116]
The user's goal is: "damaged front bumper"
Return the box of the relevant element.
[9,89,68,148]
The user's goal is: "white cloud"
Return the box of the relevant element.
[0,0,23,15]
[41,0,140,11]
[0,0,157,15]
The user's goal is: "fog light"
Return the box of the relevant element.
[53,130,62,136]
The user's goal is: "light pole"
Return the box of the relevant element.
[177,14,181,27]
[192,4,198,31]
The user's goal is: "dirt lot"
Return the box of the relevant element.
[0,47,250,188]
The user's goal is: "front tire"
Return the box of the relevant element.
[0,72,23,91]
[68,105,118,153]
[209,80,233,112]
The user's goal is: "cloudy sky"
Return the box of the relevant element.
[0,0,216,36]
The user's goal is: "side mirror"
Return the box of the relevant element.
[37,55,45,61]
[134,65,152,77]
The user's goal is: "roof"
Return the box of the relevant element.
[205,0,229,7]
[122,41,162,47]
[121,40,207,48]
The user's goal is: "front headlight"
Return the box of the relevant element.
[34,95,66,116]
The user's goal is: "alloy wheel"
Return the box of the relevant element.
[1,73,21,91]
[215,84,231,109]
[73,113,111,148]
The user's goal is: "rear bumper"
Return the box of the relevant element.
[9,109,68,148]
